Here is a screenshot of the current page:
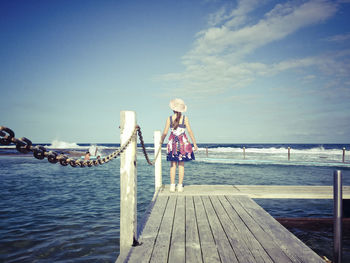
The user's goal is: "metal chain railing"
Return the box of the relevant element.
[0,126,138,168]
[137,127,162,166]
[0,125,161,167]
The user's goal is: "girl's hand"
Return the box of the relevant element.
[193,145,198,152]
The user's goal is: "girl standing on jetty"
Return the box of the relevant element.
[160,98,198,192]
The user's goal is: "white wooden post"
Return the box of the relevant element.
[154,130,162,191]
[119,111,137,257]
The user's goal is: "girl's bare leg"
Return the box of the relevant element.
[178,161,184,185]
[170,161,177,184]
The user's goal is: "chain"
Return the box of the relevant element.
[137,127,162,166]
[0,126,138,168]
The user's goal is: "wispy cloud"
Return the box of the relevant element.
[208,0,262,27]
[186,0,337,62]
[324,32,350,42]
[303,74,316,80]
[266,49,350,77]
[158,0,345,97]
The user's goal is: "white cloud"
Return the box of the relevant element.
[324,32,350,42]
[186,0,337,63]
[158,0,346,97]
[208,0,262,27]
[303,74,316,81]
[208,6,228,26]
[158,50,350,98]
[260,49,350,80]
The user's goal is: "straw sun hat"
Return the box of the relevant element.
[169,98,187,113]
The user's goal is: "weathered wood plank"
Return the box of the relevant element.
[193,196,220,263]
[226,196,294,263]
[209,195,257,263]
[126,195,169,263]
[150,195,177,263]
[201,196,238,263]
[185,196,202,263]
[169,196,185,263]
[217,196,273,263]
[234,196,324,263]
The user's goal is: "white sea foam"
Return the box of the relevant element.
[46,140,81,149]
[291,147,342,155]
[205,147,243,153]
[0,145,15,149]
[200,146,344,155]
[195,145,349,166]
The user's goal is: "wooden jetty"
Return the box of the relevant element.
[118,188,326,263]
[116,112,336,263]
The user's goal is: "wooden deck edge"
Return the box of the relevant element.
[115,186,164,263]
[158,184,350,199]
[115,253,127,263]
[137,186,164,237]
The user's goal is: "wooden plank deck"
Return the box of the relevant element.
[120,186,326,263]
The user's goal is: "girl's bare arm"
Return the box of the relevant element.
[160,118,170,144]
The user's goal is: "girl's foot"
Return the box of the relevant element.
[170,184,176,193]
[177,184,183,192]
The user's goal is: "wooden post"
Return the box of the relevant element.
[288,147,291,161]
[206,147,208,157]
[119,111,137,257]
[343,148,346,163]
[154,130,162,191]
[243,147,246,159]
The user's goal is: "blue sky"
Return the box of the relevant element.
[1,0,350,144]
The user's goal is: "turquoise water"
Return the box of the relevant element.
[1,144,350,262]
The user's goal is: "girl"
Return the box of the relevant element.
[160,98,198,192]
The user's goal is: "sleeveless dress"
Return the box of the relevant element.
[166,115,195,162]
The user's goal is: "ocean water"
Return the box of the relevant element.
[1,143,350,262]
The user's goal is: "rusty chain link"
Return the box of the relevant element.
[0,126,138,168]
[137,127,162,166]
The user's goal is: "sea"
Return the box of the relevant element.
[1,142,350,262]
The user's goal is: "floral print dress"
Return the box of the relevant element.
[166,115,195,162]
